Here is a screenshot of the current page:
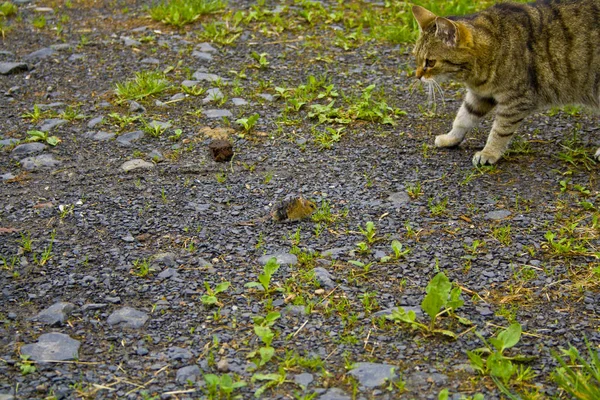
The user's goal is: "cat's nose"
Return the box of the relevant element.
[415,67,423,79]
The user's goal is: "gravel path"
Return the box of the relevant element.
[1,1,599,399]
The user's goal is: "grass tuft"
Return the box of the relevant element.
[149,0,227,28]
[115,71,170,102]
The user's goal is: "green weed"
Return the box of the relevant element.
[149,0,226,28]
[115,71,170,102]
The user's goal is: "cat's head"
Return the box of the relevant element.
[412,6,476,83]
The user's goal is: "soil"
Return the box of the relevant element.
[1,1,599,399]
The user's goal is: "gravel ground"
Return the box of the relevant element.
[1,1,599,399]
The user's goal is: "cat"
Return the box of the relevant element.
[411,0,600,166]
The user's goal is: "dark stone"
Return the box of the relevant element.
[208,139,233,162]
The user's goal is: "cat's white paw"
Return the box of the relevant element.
[472,150,501,166]
[435,133,463,148]
[595,147,600,162]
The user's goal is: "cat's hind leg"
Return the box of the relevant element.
[435,91,496,148]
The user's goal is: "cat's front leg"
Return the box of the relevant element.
[472,105,531,166]
[435,91,496,148]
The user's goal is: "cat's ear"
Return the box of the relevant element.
[412,5,437,30]
[435,17,459,47]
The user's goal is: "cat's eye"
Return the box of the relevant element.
[425,59,437,68]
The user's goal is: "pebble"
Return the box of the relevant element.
[348,362,398,388]
[258,93,274,102]
[121,159,155,172]
[153,252,177,266]
[204,109,233,118]
[192,51,213,62]
[129,101,146,113]
[216,358,230,372]
[203,88,224,104]
[196,42,217,52]
[294,373,314,388]
[231,98,248,106]
[484,209,512,220]
[317,388,351,400]
[0,138,19,147]
[117,130,144,146]
[387,191,411,207]
[176,365,201,384]
[23,47,56,61]
[141,57,160,65]
[20,154,61,171]
[20,333,80,362]
[11,142,46,158]
[87,116,104,128]
[258,253,298,266]
[39,118,67,132]
[0,62,28,75]
[1,173,15,181]
[192,71,222,82]
[166,346,193,360]
[157,268,179,280]
[91,131,115,141]
[181,80,200,88]
[313,267,335,288]
[107,307,149,329]
[34,302,75,326]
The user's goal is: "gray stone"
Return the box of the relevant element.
[192,51,213,62]
[92,131,115,141]
[313,267,335,288]
[87,116,104,128]
[485,209,512,220]
[372,306,423,318]
[258,253,297,266]
[50,43,73,51]
[117,130,144,146]
[192,71,222,82]
[23,47,56,61]
[181,80,200,88]
[80,303,107,312]
[1,173,15,181]
[203,88,224,104]
[170,93,186,101]
[39,118,67,132]
[258,93,274,102]
[217,358,229,372]
[34,302,75,326]
[231,98,248,106]
[176,365,201,384]
[294,372,314,388]
[153,252,177,266]
[167,346,193,360]
[348,362,397,389]
[196,42,217,52]
[68,54,85,62]
[406,371,448,390]
[122,36,141,47]
[140,57,160,65]
[0,62,28,75]
[20,154,60,171]
[157,268,178,280]
[204,109,233,119]
[320,247,348,259]
[20,333,80,362]
[35,102,65,110]
[318,388,351,400]
[148,120,171,130]
[148,150,164,162]
[387,191,411,207]
[0,138,19,147]
[0,394,15,400]
[107,307,149,329]
[121,159,155,172]
[11,142,46,158]
[129,101,145,113]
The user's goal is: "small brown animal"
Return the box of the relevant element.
[237,196,317,226]
[271,196,317,222]
[412,0,600,166]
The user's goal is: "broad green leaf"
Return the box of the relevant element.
[251,373,282,382]
[467,350,485,374]
[258,274,271,291]
[203,373,219,386]
[488,352,515,381]
[254,326,274,346]
[421,272,451,320]
[265,311,281,325]
[438,388,449,400]
[497,322,522,351]
[214,281,230,294]
[435,329,458,339]
[220,374,233,392]
[447,287,464,311]
[259,346,275,366]
[201,295,217,305]
[46,136,60,146]
[245,281,263,289]
[348,260,366,268]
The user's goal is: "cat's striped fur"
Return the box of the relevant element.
[412,0,600,165]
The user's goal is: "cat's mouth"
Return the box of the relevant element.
[411,77,446,111]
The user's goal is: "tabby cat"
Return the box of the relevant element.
[411,0,600,165]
